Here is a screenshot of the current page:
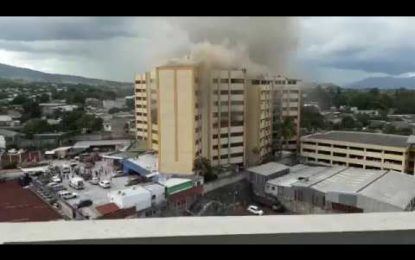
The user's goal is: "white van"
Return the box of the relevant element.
[69,177,85,190]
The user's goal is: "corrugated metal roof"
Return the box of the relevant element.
[72,139,131,149]
[312,168,387,194]
[303,131,409,148]
[358,171,415,210]
[247,162,289,176]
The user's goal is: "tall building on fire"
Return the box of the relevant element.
[135,64,301,175]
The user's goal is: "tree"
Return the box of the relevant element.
[274,117,296,157]
[11,95,29,105]
[340,116,357,129]
[20,101,41,122]
[355,114,370,128]
[37,93,50,103]
[193,157,217,182]
[108,107,122,114]
[126,98,134,110]
[23,119,54,134]
[301,106,325,130]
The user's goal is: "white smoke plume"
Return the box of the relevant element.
[160,17,299,75]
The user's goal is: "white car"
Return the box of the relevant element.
[89,177,99,185]
[51,176,62,183]
[46,181,59,188]
[247,205,264,216]
[99,180,111,189]
[57,190,78,200]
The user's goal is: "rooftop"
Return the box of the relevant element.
[359,171,415,210]
[0,115,12,121]
[109,185,150,198]
[267,165,415,211]
[72,139,131,149]
[160,178,192,188]
[0,129,23,137]
[311,168,387,194]
[0,180,62,222]
[126,153,158,173]
[95,203,120,216]
[247,162,289,176]
[302,131,409,148]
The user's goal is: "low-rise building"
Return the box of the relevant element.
[247,162,289,198]
[0,115,19,127]
[108,186,152,212]
[301,131,415,174]
[265,164,415,214]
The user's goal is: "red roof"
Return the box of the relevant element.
[95,203,120,215]
[0,180,62,222]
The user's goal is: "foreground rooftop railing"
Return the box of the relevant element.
[2,212,415,244]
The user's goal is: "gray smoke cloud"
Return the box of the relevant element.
[161,17,299,75]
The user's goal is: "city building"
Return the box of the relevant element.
[301,131,415,174]
[85,98,102,108]
[0,115,19,127]
[135,65,301,175]
[265,164,415,213]
[272,77,302,152]
[246,78,273,166]
[247,162,289,198]
[245,76,302,165]
[103,98,126,111]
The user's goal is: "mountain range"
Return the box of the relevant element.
[347,76,415,89]
[0,62,131,87]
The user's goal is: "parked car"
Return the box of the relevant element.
[57,190,78,200]
[112,171,124,178]
[99,180,111,189]
[89,177,99,185]
[51,184,66,192]
[76,199,93,209]
[46,181,59,188]
[51,175,62,183]
[125,177,143,187]
[247,205,264,216]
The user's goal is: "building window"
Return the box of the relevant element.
[220,79,229,84]
[231,101,244,106]
[230,152,243,158]
[213,78,218,83]
[231,79,244,84]
[251,80,260,85]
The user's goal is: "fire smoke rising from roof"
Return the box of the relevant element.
[161,17,299,75]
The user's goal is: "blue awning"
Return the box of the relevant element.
[122,159,150,176]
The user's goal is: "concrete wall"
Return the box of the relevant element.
[4,213,415,244]
[158,67,196,175]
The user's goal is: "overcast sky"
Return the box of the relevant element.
[0,17,412,85]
